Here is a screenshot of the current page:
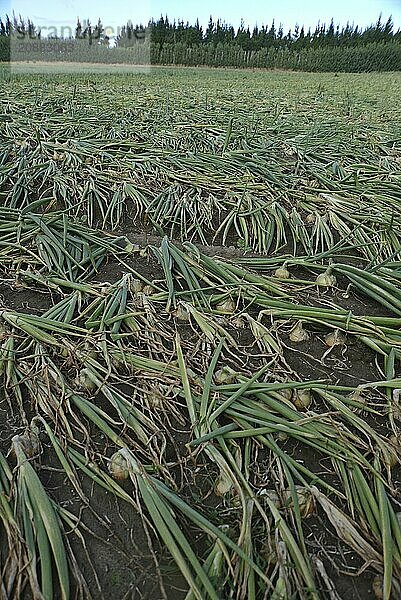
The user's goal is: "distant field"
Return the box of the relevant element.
[1,68,401,600]
[3,60,292,74]
[4,60,155,73]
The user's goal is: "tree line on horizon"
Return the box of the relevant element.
[1,12,401,72]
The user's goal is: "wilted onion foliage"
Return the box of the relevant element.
[1,68,401,600]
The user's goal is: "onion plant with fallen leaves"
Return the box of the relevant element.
[0,220,401,598]
[2,69,401,600]
[1,71,401,261]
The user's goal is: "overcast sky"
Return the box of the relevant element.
[2,0,400,36]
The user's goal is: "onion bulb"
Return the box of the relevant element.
[142,284,155,296]
[124,241,141,253]
[214,366,238,385]
[292,389,312,410]
[109,452,130,480]
[315,268,337,288]
[215,470,233,497]
[261,489,281,508]
[274,263,290,279]
[130,279,143,293]
[262,487,314,517]
[289,321,309,343]
[372,574,383,600]
[173,304,190,321]
[146,386,165,409]
[215,299,236,314]
[75,368,97,391]
[284,486,315,518]
[11,425,40,459]
[325,329,346,347]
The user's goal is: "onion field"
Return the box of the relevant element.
[1,67,401,600]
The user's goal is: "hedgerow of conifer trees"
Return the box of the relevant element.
[1,12,401,71]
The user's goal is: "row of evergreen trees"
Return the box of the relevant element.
[1,13,401,72]
[125,14,399,50]
[2,13,399,49]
